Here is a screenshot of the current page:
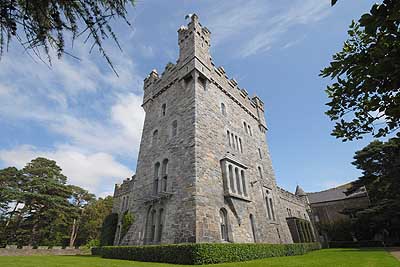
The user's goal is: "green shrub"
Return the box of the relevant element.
[120,211,134,241]
[92,242,321,265]
[99,213,118,246]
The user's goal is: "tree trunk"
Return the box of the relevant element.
[69,219,78,247]
[29,222,38,246]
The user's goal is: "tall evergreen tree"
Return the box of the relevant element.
[350,136,400,240]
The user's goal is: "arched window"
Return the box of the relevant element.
[157,208,164,242]
[266,197,272,220]
[227,130,231,146]
[219,208,229,241]
[161,159,168,192]
[221,103,226,116]
[235,167,242,195]
[150,209,156,242]
[270,198,276,220]
[239,138,243,153]
[231,133,235,149]
[258,166,263,179]
[161,104,166,116]
[258,148,262,159]
[250,214,256,242]
[152,130,158,146]
[248,125,252,136]
[244,122,248,133]
[228,165,235,193]
[241,170,247,196]
[153,162,160,194]
[172,120,178,137]
[235,136,239,151]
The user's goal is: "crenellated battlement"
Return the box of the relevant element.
[277,186,307,205]
[114,175,136,197]
[143,14,266,127]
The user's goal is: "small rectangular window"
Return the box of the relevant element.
[172,120,178,137]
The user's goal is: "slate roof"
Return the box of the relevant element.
[307,183,368,204]
[295,185,306,196]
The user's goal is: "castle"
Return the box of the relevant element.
[112,14,315,245]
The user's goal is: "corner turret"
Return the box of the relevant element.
[295,185,307,197]
[177,14,212,68]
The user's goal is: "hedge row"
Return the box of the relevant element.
[92,242,321,265]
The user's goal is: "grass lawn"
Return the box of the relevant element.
[0,248,398,267]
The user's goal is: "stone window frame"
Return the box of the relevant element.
[161,103,167,117]
[226,129,243,153]
[161,159,169,192]
[152,129,159,146]
[221,102,226,116]
[221,157,250,201]
[145,205,166,245]
[265,188,276,221]
[153,162,161,195]
[249,214,257,243]
[219,208,229,242]
[171,120,178,137]
[257,166,263,179]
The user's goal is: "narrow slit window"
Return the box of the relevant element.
[241,170,247,196]
[157,209,164,242]
[270,198,276,220]
[152,130,158,146]
[235,167,242,195]
[172,120,178,137]
[220,208,229,241]
[258,166,263,179]
[161,104,166,116]
[235,136,239,151]
[229,165,235,193]
[250,214,256,242]
[221,103,226,116]
[266,197,272,220]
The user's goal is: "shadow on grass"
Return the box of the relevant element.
[324,248,386,253]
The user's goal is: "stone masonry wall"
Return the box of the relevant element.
[113,14,311,245]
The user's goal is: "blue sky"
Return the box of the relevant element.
[0,0,379,197]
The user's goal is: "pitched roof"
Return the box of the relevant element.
[295,185,306,196]
[307,183,368,204]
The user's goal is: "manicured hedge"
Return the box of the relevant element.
[92,242,321,265]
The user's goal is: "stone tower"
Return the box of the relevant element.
[112,14,313,245]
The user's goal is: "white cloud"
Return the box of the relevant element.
[0,33,145,196]
[0,145,132,195]
[203,0,331,58]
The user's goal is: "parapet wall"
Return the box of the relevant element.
[0,247,88,256]
[114,176,135,197]
[277,187,307,205]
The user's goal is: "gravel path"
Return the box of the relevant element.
[388,247,400,261]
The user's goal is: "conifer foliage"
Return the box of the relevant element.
[0,0,135,73]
